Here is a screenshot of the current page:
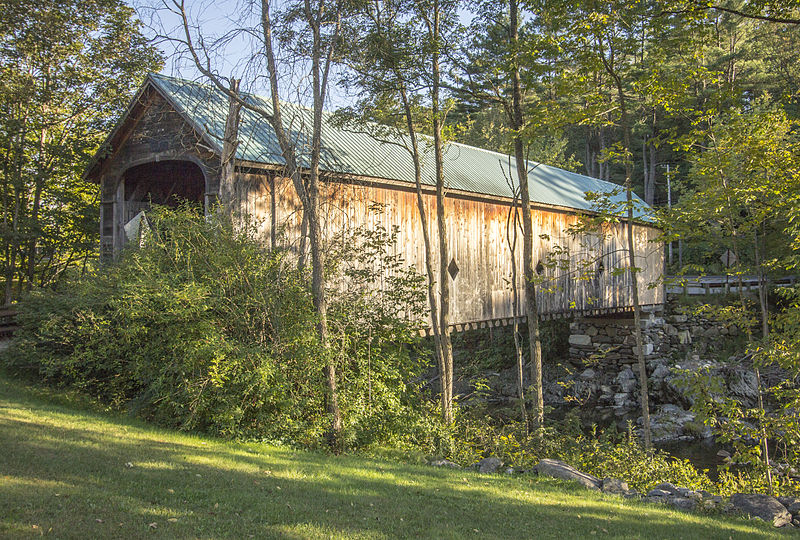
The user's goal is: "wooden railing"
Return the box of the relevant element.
[666,275,797,296]
[0,307,18,339]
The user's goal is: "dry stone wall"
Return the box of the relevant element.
[553,304,745,443]
[568,306,740,368]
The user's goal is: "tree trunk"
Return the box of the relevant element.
[219,78,241,210]
[397,81,446,423]
[430,0,454,424]
[510,0,544,428]
[647,142,657,206]
[260,0,342,444]
[608,66,652,448]
[754,226,769,338]
[506,191,528,431]
[306,0,343,443]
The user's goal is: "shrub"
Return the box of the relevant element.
[6,205,430,449]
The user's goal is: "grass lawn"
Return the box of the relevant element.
[0,375,788,539]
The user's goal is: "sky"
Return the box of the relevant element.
[131,0,474,111]
[132,0,371,110]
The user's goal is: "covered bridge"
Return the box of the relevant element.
[84,74,664,329]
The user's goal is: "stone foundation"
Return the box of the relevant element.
[553,305,746,441]
[568,306,740,368]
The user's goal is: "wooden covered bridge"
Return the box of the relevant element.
[85,74,664,329]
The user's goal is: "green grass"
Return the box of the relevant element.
[0,376,788,539]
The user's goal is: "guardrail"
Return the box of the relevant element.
[666,276,796,296]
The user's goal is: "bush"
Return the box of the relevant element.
[6,205,430,449]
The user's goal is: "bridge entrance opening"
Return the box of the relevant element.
[122,160,206,224]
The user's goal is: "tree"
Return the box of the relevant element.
[340,0,461,424]
[549,0,659,447]
[159,0,348,445]
[452,0,564,429]
[0,0,162,302]
[672,101,800,490]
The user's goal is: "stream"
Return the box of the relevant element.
[550,405,727,480]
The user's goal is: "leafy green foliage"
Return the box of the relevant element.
[0,0,163,300]
[6,206,428,449]
[438,411,715,494]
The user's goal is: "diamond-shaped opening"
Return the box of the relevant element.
[448,258,459,280]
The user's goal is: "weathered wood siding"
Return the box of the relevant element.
[91,89,664,327]
[95,90,219,256]
[235,171,664,326]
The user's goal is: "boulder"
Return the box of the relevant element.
[646,489,672,498]
[619,378,637,394]
[651,364,671,380]
[536,459,601,490]
[777,496,800,515]
[727,369,759,402]
[668,496,697,511]
[601,477,629,495]
[429,459,460,468]
[730,493,792,527]
[569,334,592,347]
[477,456,502,474]
[649,407,698,443]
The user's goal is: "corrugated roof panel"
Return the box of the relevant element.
[150,73,643,213]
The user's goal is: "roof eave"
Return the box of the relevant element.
[83,73,224,183]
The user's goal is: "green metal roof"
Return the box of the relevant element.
[150,73,643,213]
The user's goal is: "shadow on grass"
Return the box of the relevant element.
[0,378,788,539]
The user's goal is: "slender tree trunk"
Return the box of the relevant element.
[509,0,544,428]
[397,82,446,417]
[306,0,343,442]
[5,112,29,304]
[270,178,277,251]
[430,0,454,423]
[647,142,656,206]
[298,209,308,272]
[25,125,49,288]
[752,225,774,493]
[731,236,773,493]
[754,226,769,338]
[506,190,528,431]
[625,180,652,449]
[606,67,652,448]
[261,0,342,443]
